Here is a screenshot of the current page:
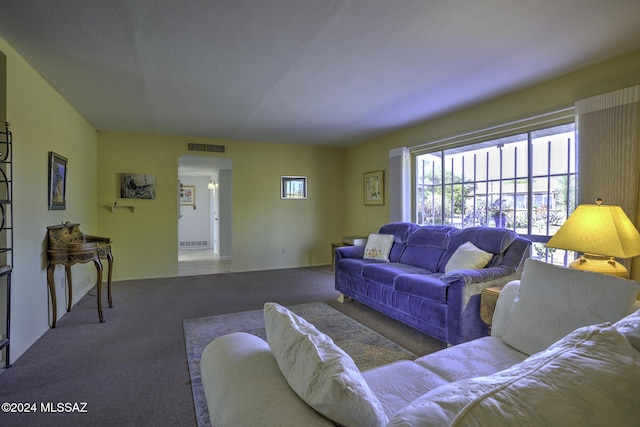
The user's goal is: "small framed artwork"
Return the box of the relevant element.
[120,173,156,199]
[48,151,68,210]
[180,185,195,205]
[363,170,384,205]
[281,176,307,199]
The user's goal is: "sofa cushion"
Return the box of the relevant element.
[414,335,527,383]
[444,240,493,272]
[503,259,640,355]
[399,226,451,272]
[439,226,517,271]
[337,258,379,276]
[393,274,448,303]
[263,302,388,427]
[363,233,394,262]
[452,226,517,254]
[200,332,334,427]
[362,263,431,284]
[361,360,449,418]
[378,222,418,262]
[378,222,418,243]
[388,321,640,427]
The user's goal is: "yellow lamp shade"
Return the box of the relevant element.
[546,204,640,259]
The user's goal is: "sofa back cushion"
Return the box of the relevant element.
[399,226,452,272]
[502,258,640,355]
[378,222,418,262]
[438,226,518,272]
[388,319,640,427]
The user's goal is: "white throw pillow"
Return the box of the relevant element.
[363,233,394,262]
[444,241,493,272]
[503,258,640,355]
[263,302,388,427]
[388,322,640,427]
[488,280,521,338]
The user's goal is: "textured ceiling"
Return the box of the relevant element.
[1,0,640,148]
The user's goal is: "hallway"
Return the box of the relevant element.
[178,248,232,276]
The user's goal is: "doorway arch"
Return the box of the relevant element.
[178,155,232,275]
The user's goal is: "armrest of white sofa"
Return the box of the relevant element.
[200,332,334,427]
[490,280,520,338]
[489,280,640,340]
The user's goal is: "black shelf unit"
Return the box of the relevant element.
[0,122,12,368]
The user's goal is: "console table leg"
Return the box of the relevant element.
[65,266,73,312]
[46,264,58,328]
[106,253,113,308]
[94,259,104,323]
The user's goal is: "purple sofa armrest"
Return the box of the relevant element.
[440,266,515,285]
[441,266,522,344]
[335,245,365,263]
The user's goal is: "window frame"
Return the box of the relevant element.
[413,119,577,266]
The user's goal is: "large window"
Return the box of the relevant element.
[415,123,576,265]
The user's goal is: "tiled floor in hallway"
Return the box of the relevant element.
[178,248,232,276]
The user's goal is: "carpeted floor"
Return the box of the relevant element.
[0,266,445,426]
[184,302,417,427]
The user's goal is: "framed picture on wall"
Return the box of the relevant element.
[363,170,384,205]
[120,173,156,199]
[281,176,307,199]
[48,151,68,210]
[180,185,195,205]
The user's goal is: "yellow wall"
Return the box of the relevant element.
[1,37,98,362]
[97,132,346,280]
[5,31,640,363]
[342,49,640,241]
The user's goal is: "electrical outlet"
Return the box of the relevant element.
[281,248,286,255]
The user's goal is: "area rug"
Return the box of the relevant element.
[183,302,416,427]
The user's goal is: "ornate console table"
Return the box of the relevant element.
[46,223,113,327]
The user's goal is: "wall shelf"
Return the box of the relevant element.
[104,204,135,213]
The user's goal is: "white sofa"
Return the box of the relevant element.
[200,259,640,426]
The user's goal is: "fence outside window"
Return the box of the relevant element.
[415,123,577,266]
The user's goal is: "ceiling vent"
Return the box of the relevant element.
[186,142,226,153]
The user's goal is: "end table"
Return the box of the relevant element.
[480,285,504,329]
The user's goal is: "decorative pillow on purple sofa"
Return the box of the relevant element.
[363,234,395,262]
[444,241,493,272]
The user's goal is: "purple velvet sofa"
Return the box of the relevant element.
[335,222,531,345]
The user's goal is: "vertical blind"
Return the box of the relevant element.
[575,85,640,217]
[575,85,640,277]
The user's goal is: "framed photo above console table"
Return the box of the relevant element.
[48,151,67,210]
[363,170,384,205]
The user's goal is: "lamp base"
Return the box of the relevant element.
[569,254,629,278]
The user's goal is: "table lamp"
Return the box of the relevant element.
[545,198,640,278]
